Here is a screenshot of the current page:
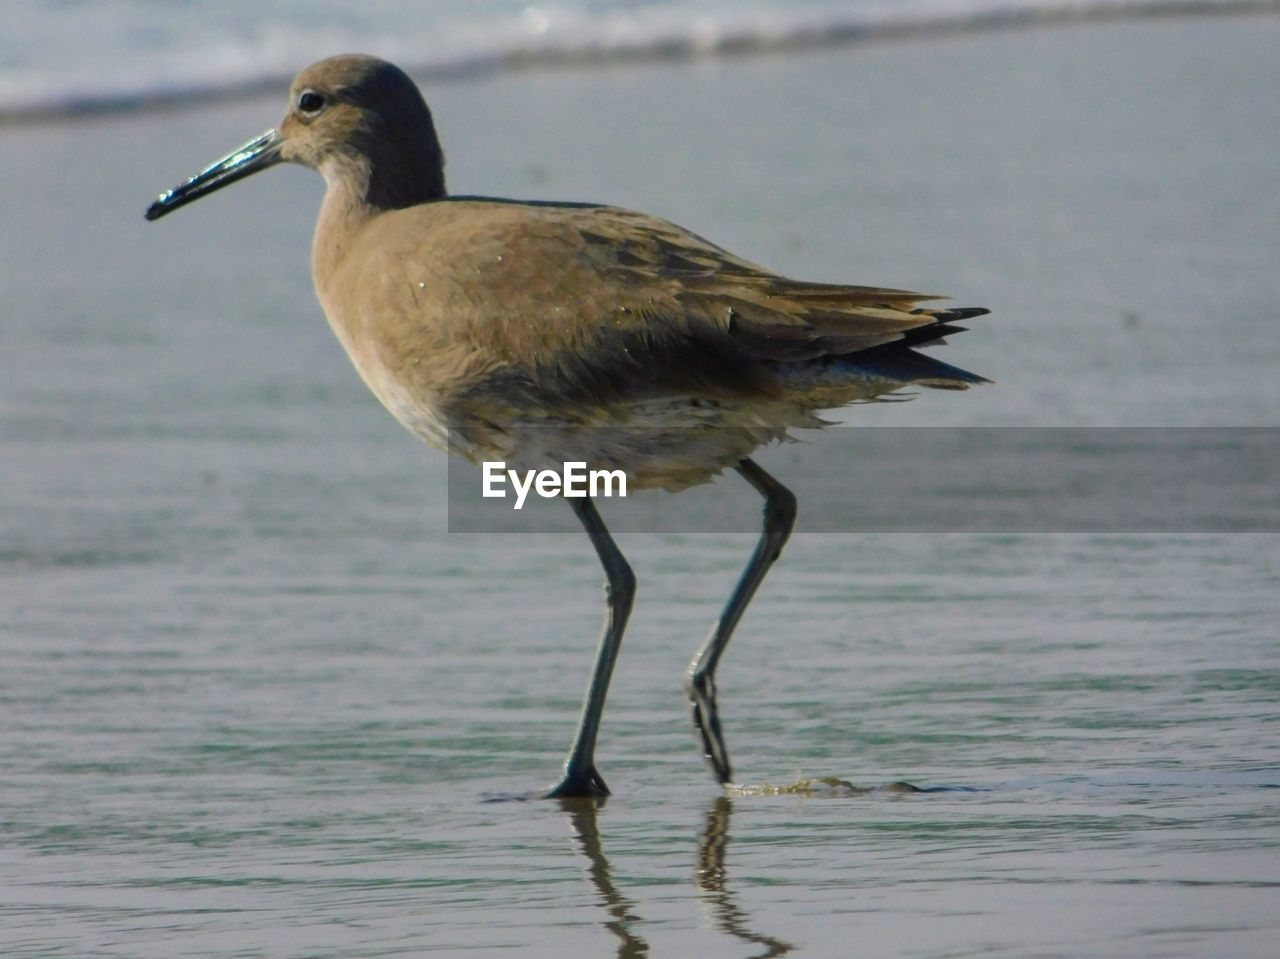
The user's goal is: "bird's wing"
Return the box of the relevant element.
[384,200,981,409]
[585,207,977,361]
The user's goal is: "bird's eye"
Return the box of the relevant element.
[297,90,326,114]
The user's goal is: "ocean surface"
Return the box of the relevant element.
[2,0,1279,120]
[3,5,1279,958]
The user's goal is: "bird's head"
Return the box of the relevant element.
[145,54,446,221]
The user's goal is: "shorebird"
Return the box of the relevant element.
[146,54,988,798]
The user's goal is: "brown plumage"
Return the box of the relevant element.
[146,54,990,797]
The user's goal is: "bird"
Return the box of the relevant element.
[145,54,988,798]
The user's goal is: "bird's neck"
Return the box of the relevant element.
[312,165,373,293]
[311,151,446,285]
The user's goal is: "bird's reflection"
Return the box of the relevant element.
[559,797,649,958]
[697,796,793,958]
[558,794,791,959]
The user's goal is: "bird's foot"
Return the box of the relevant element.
[686,673,733,785]
[544,764,610,799]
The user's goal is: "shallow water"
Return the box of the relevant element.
[3,15,1280,958]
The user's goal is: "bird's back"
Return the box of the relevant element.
[316,197,987,488]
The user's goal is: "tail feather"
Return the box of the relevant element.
[856,306,991,388]
[761,300,990,409]
[830,306,991,390]
[911,306,991,323]
[845,342,990,389]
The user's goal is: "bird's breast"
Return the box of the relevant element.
[314,263,464,452]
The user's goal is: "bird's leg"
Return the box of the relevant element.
[686,458,797,786]
[545,496,636,798]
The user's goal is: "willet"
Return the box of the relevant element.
[145,54,988,798]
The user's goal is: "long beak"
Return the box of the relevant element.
[145,129,284,221]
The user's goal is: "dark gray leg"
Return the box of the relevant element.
[545,496,636,798]
[685,458,797,786]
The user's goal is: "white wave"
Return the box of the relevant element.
[0,0,1274,122]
